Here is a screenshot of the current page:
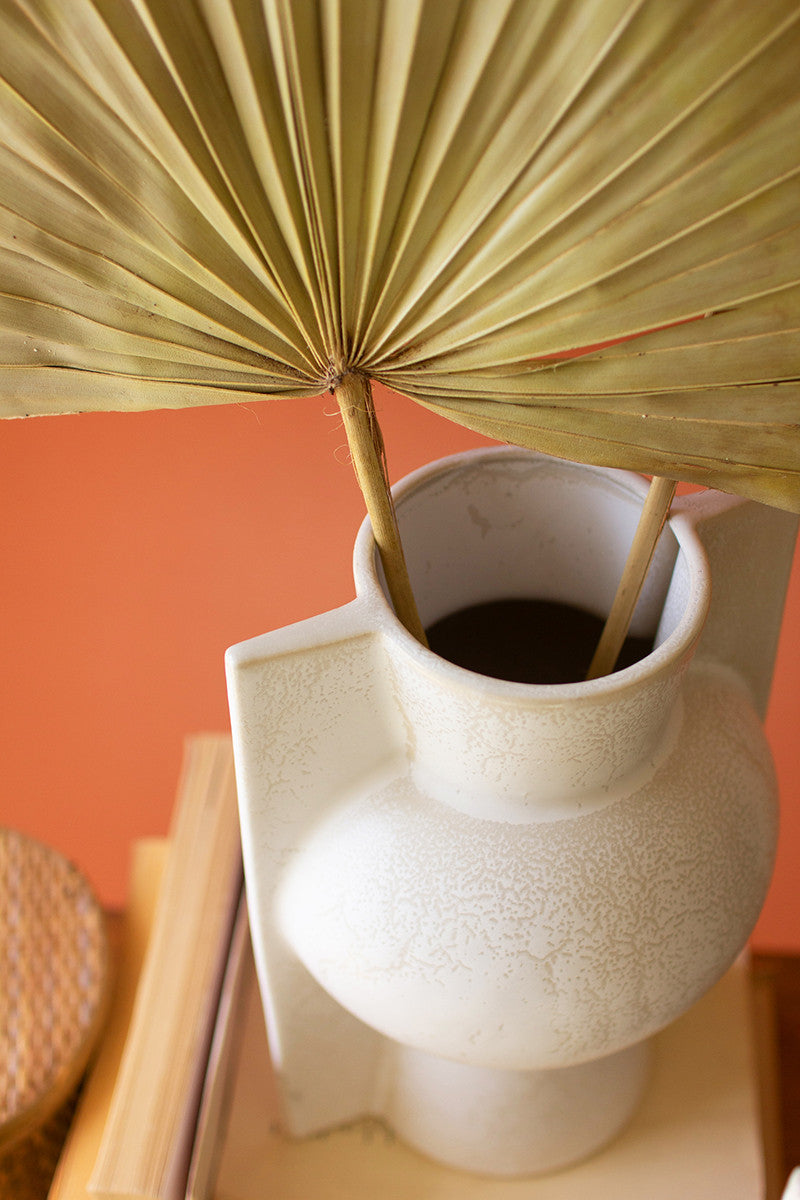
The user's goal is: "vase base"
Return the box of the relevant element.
[380,1040,651,1177]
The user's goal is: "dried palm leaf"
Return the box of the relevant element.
[1,0,798,643]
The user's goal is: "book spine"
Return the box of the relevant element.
[88,735,242,1200]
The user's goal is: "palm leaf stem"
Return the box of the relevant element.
[586,474,677,679]
[334,370,428,646]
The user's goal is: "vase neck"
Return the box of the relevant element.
[385,645,685,822]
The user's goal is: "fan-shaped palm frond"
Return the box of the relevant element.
[1,0,798,644]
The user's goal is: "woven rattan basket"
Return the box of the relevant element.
[0,829,110,1198]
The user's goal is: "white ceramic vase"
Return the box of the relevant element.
[226,448,797,1177]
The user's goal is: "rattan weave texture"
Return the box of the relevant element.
[0,828,109,1197]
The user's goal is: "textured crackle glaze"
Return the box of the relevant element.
[226,448,797,1177]
[278,668,774,1072]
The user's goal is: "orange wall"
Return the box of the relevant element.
[2,384,798,951]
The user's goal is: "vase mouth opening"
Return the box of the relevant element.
[354,447,708,694]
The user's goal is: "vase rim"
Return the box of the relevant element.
[353,446,710,700]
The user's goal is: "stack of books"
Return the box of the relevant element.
[47,735,246,1200]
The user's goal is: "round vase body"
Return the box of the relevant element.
[227,448,794,1176]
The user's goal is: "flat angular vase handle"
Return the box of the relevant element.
[671,491,798,719]
[225,596,399,1132]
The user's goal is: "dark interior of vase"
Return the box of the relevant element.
[424,596,655,684]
